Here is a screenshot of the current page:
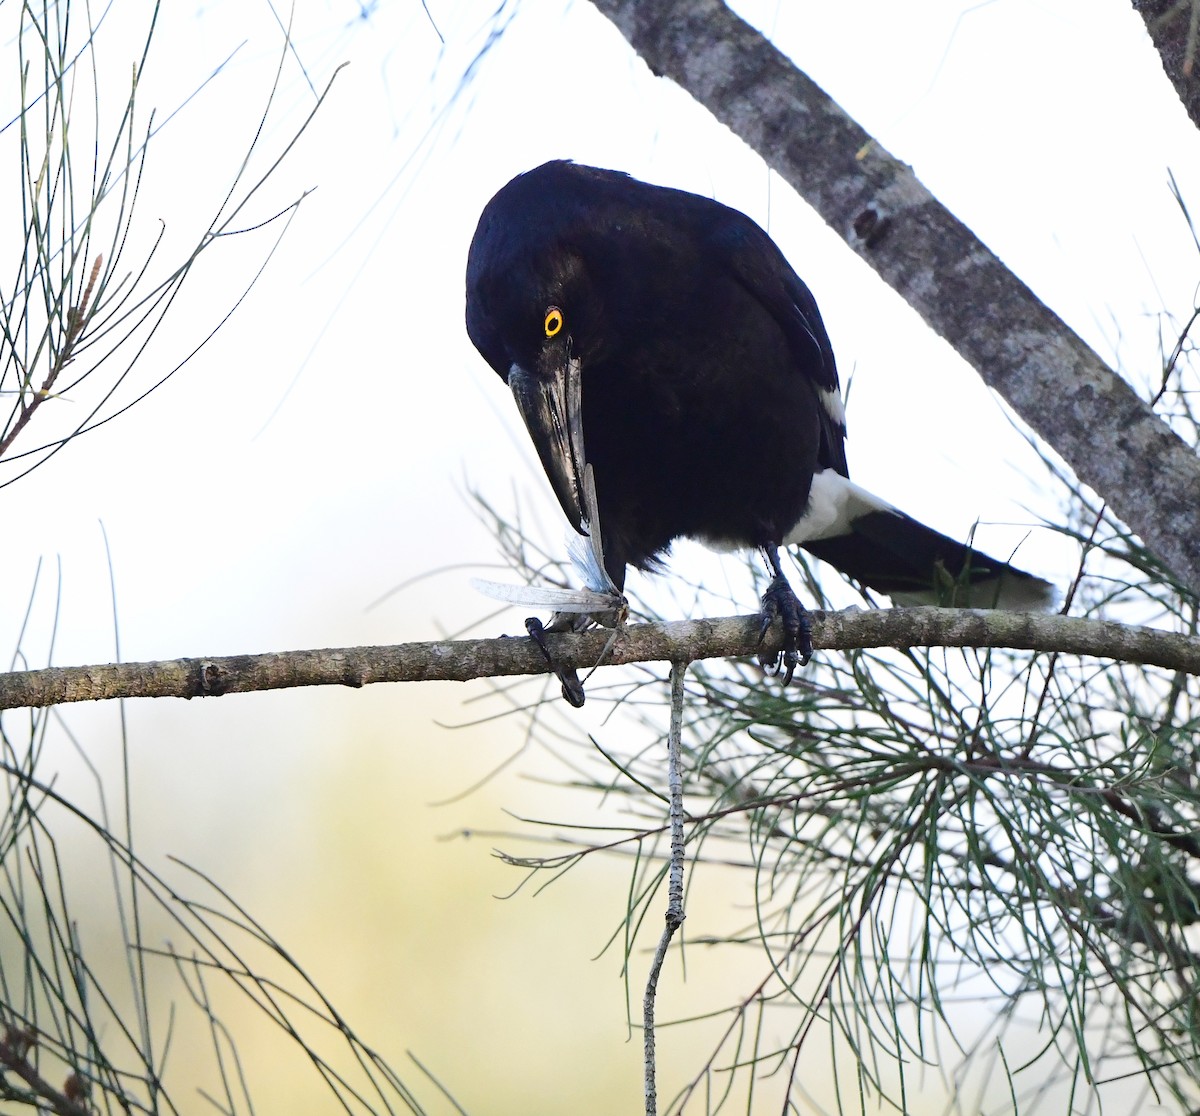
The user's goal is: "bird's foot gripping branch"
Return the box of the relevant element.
[757,544,814,685]
[526,615,588,707]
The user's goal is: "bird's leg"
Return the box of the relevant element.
[526,613,587,707]
[757,544,813,685]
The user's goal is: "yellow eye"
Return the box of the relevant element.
[544,307,563,338]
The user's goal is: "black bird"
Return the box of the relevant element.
[465,160,1052,687]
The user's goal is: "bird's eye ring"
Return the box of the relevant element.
[544,307,564,338]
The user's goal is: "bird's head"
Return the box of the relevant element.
[465,167,609,535]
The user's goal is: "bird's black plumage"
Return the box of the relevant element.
[465,160,1051,682]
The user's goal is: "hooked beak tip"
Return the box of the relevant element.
[509,362,587,531]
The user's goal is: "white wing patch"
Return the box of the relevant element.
[783,469,894,544]
[817,386,846,431]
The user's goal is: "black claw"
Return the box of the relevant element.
[526,616,586,707]
[757,574,813,685]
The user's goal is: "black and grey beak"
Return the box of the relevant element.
[508,358,588,534]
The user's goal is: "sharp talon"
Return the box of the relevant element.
[757,573,813,685]
[796,611,813,668]
[559,675,586,707]
[526,617,586,706]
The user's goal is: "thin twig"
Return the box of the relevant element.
[0,1027,91,1116]
[0,254,104,460]
[643,660,688,1116]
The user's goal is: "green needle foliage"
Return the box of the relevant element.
[0,1,329,487]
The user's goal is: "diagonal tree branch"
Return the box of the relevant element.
[0,608,1196,710]
[1132,0,1200,132]
[587,0,1200,597]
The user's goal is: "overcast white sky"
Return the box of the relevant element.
[2,1,1198,1111]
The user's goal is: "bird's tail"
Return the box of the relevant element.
[785,470,1054,611]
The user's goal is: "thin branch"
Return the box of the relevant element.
[643,660,688,1116]
[0,608,1197,711]
[587,0,1200,597]
[0,1025,90,1116]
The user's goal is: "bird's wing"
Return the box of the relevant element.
[706,212,849,477]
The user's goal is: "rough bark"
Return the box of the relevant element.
[0,608,1196,710]
[1132,0,1200,132]
[588,0,1200,598]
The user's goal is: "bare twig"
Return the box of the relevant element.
[0,1026,90,1116]
[643,661,688,1116]
[0,253,104,459]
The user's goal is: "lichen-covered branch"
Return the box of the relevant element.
[0,608,1196,711]
[587,0,1200,597]
[1132,0,1200,132]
